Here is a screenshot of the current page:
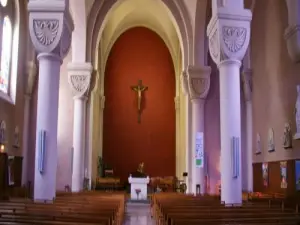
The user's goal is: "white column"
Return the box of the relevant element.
[67,62,93,192]
[174,96,180,178]
[71,96,87,192]
[22,61,37,186]
[21,94,31,186]
[34,53,62,201]
[187,65,211,195]
[180,71,191,193]
[191,99,205,194]
[28,0,74,201]
[207,1,252,204]
[219,59,242,203]
[242,69,253,192]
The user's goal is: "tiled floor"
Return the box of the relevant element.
[123,202,155,225]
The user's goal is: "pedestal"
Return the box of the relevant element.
[128,175,150,200]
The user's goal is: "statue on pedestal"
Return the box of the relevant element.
[131,162,147,178]
[283,123,292,149]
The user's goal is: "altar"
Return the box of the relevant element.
[128,175,150,200]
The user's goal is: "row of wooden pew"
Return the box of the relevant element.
[151,192,300,225]
[0,191,125,225]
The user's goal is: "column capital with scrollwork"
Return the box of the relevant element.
[28,0,74,59]
[186,65,211,101]
[67,62,93,98]
[207,5,252,66]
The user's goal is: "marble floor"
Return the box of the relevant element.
[123,202,155,225]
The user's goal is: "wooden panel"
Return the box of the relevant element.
[0,153,9,199]
[13,156,23,187]
[253,162,263,192]
[253,159,298,195]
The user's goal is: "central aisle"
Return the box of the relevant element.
[123,202,155,225]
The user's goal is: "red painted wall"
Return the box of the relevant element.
[103,27,176,182]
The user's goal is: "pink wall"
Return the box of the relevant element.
[252,0,300,163]
[205,57,221,194]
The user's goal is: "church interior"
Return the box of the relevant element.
[1,0,300,224]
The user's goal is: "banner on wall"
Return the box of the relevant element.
[262,162,268,187]
[296,160,300,191]
[280,161,287,189]
[195,132,204,168]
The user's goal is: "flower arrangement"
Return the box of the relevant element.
[135,188,141,199]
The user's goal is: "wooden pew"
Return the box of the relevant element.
[0,191,125,225]
[151,192,300,225]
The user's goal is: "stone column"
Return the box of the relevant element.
[67,62,93,192]
[22,61,37,186]
[187,66,211,194]
[181,71,192,193]
[174,96,180,177]
[207,1,252,204]
[242,68,253,192]
[28,0,73,201]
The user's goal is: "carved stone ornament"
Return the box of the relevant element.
[255,133,261,155]
[186,65,211,100]
[242,68,253,102]
[206,9,252,65]
[283,122,292,149]
[67,62,93,98]
[28,0,74,56]
[0,120,6,144]
[268,128,275,152]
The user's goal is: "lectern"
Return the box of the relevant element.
[128,174,150,200]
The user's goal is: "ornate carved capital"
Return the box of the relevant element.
[207,8,252,66]
[242,68,253,102]
[28,0,74,58]
[180,71,189,95]
[67,62,93,98]
[186,65,211,100]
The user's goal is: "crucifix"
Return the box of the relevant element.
[131,80,148,123]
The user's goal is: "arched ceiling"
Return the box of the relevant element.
[100,0,181,69]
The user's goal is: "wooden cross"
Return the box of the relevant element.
[131,80,148,123]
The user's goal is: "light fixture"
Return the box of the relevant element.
[0,144,5,153]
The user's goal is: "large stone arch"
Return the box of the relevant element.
[86,0,193,70]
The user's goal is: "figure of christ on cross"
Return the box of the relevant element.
[131,80,148,123]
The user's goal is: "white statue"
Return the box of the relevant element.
[255,133,261,154]
[283,123,292,149]
[0,121,6,144]
[13,126,20,148]
[294,85,300,139]
[268,128,275,151]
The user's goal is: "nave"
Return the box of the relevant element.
[0,190,300,224]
